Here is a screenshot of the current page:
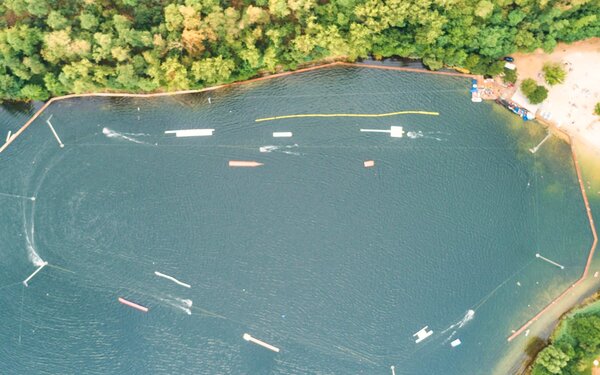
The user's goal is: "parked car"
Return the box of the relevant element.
[503,56,514,62]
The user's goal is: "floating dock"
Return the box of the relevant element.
[118,297,149,312]
[164,129,214,137]
[273,132,293,138]
[364,160,375,168]
[413,326,433,343]
[451,339,462,347]
[242,333,280,353]
[229,161,263,167]
[360,126,404,138]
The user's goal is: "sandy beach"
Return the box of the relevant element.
[511,38,600,158]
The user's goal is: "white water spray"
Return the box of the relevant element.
[259,144,300,155]
[102,127,146,144]
[441,309,475,335]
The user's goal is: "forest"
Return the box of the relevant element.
[0,0,599,101]
[531,311,600,375]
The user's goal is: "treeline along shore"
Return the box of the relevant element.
[1,0,599,101]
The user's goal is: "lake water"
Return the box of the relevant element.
[0,66,595,374]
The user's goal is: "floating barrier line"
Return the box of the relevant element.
[508,139,597,342]
[255,111,439,122]
[154,271,191,288]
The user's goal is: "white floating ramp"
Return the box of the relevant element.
[413,326,433,343]
[164,129,214,137]
[154,271,191,288]
[23,261,49,287]
[273,132,293,138]
[535,253,564,269]
[229,160,263,167]
[243,333,280,353]
[360,126,404,138]
[46,116,65,148]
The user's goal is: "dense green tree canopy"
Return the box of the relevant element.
[0,0,598,101]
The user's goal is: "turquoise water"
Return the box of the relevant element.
[0,67,594,374]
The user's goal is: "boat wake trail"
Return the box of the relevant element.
[24,201,45,267]
[406,131,446,141]
[162,296,193,315]
[259,144,300,155]
[102,128,147,144]
[441,309,475,342]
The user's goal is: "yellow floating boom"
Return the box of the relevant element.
[255,111,439,122]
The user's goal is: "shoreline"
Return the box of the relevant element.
[1,60,597,373]
[0,61,477,154]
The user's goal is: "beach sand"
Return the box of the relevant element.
[511,38,600,158]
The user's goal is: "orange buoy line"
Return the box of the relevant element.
[507,142,597,342]
[118,297,149,312]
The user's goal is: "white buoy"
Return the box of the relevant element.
[242,333,280,353]
[23,262,49,286]
[450,339,462,347]
[208,97,212,104]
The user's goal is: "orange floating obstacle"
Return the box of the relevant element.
[229,160,263,167]
[118,297,149,312]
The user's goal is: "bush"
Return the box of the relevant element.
[543,62,567,85]
[521,78,538,96]
[528,86,548,104]
[503,67,517,84]
[595,102,600,116]
[521,79,548,104]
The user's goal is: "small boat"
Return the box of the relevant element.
[496,99,534,120]
[471,79,482,102]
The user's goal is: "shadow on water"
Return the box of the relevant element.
[240,345,278,374]
[1,101,35,116]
